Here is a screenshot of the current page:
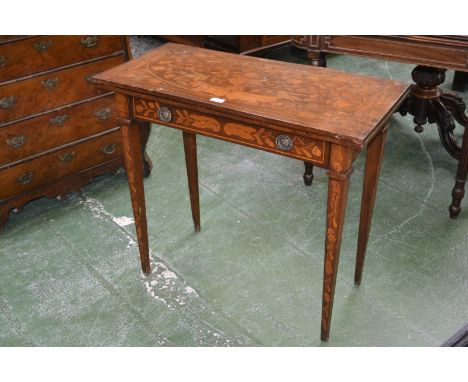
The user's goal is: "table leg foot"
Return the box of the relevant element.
[303,162,314,186]
[183,131,201,232]
[355,130,387,285]
[121,120,151,274]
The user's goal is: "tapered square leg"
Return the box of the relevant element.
[321,145,354,341]
[355,130,388,285]
[121,120,151,274]
[183,131,201,232]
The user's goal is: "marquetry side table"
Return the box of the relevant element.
[93,43,409,341]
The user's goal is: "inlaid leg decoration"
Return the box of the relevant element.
[355,130,388,285]
[321,145,353,341]
[183,131,201,232]
[121,120,151,274]
[303,162,314,186]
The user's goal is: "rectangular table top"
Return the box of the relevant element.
[94,43,409,149]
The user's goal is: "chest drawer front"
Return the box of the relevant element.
[134,98,328,165]
[0,95,116,166]
[0,129,122,200]
[0,36,124,82]
[0,54,124,124]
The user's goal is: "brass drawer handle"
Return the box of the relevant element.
[276,134,294,151]
[94,107,111,120]
[49,114,68,126]
[101,143,116,155]
[0,95,16,109]
[59,151,76,163]
[81,36,98,47]
[158,106,172,122]
[16,171,33,185]
[0,56,5,67]
[6,135,26,148]
[41,77,59,90]
[33,40,52,52]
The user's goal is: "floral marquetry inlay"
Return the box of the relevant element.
[133,97,327,165]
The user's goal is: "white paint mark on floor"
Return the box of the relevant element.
[112,216,134,227]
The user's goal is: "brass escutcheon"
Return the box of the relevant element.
[94,107,111,120]
[16,171,33,185]
[81,36,98,47]
[49,114,68,126]
[275,134,294,151]
[59,151,76,163]
[33,40,52,52]
[41,77,59,90]
[101,143,116,155]
[0,95,16,109]
[158,106,172,122]
[6,135,26,148]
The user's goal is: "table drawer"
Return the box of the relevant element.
[0,95,116,167]
[134,97,328,165]
[0,129,122,200]
[0,54,124,124]
[0,36,124,82]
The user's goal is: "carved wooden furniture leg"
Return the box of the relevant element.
[354,129,388,285]
[449,108,468,218]
[307,49,327,67]
[120,118,151,274]
[398,65,468,216]
[183,131,201,232]
[303,162,314,186]
[321,145,354,341]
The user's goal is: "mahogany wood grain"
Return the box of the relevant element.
[354,129,388,285]
[0,36,124,82]
[0,54,124,123]
[183,131,201,232]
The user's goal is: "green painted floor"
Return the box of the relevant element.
[1,46,467,346]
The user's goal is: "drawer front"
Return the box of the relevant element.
[134,97,328,165]
[0,129,122,200]
[0,54,124,124]
[0,36,124,82]
[0,95,116,166]
[259,36,289,47]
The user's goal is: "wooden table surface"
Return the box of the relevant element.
[93,43,409,341]
[94,43,408,149]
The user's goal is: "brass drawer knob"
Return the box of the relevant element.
[276,134,294,151]
[0,56,5,67]
[59,151,76,163]
[158,106,172,122]
[33,40,52,52]
[101,143,116,155]
[81,36,98,47]
[0,95,16,109]
[16,171,33,185]
[94,107,111,120]
[6,135,26,148]
[41,77,59,90]
[49,114,68,126]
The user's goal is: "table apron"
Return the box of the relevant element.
[132,96,330,167]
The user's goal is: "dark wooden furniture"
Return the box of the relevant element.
[93,43,409,341]
[0,35,152,230]
[291,35,468,218]
[160,35,290,56]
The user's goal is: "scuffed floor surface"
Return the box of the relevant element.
[1,44,467,346]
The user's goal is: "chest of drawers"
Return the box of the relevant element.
[0,35,151,230]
